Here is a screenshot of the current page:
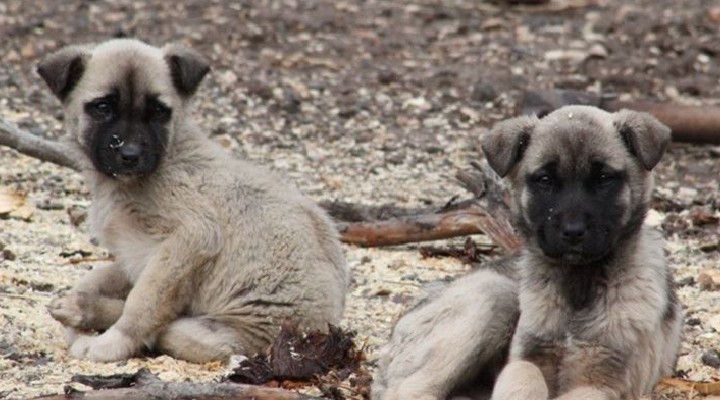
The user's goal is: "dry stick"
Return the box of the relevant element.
[0,117,80,171]
[0,115,521,249]
[336,206,522,253]
[32,369,319,400]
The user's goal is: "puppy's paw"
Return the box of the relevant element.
[48,291,93,329]
[69,328,137,362]
[64,327,81,346]
[383,387,436,400]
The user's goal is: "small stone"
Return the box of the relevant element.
[281,90,301,114]
[470,81,497,102]
[378,69,399,85]
[710,7,720,22]
[644,209,664,227]
[697,270,720,291]
[587,43,608,59]
[20,44,35,59]
[709,146,720,158]
[37,200,64,211]
[676,276,695,287]
[686,317,702,327]
[708,314,720,332]
[2,249,16,261]
[218,70,238,89]
[246,81,273,100]
[702,349,720,368]
[66,205,88,227]
[676,187,698,205]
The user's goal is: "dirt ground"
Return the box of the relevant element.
[1,0,719,399]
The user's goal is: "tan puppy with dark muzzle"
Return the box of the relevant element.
[38,39,348,363]
[372,106,682,400]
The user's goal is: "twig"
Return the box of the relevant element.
[0,117,80,171]
[32,369,318,400]
[336,205,521,251]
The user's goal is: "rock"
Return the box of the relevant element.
[2,249,16,261]
[218,70,238,90]
[587,43,608,59]
[702,349,720,368]
[708,314,720,332]
[281,90,301,114]
[644,209,664,227]
[697,269,720,291]
[66,205,87,227]
[377,69,399,85]
[676,187,698,205]
[470,81,498,102]
[676,276,695,287]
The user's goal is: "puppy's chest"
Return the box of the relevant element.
[90,201,175,282]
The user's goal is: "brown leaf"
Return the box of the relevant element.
[226,321,367,391]
[659,378,720,395]
[0,187,33,221]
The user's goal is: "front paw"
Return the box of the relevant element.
[48,291,93,329]
[69,328,137,362]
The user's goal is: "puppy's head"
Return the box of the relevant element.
[482,106,670,265]
[37,39,210,178]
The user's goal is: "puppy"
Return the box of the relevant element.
[38,39,348,363]
[372,106,682,400]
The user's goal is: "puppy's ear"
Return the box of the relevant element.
[613,109,671,170]
[163,44,210,97]
[482,115,538,177]
[37,45,89,101]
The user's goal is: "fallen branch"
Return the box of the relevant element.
[337,205,521,252]
[32,368,318,400]
[0,117,79,170]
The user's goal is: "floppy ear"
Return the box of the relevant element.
[163,44,210,97]
[37,45,89,101]
[613,109,671,170]
[481,115,538,177]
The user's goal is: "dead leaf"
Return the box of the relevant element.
[225,321,368,391]
[697,269,720,291]
[659,378,720,395]
[0,187,34,221]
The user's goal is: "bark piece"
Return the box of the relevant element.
[32,368,318,400]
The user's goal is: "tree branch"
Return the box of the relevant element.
[31,369,319,400]
[0,117,80,171]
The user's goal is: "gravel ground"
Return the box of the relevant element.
[1,1,719,399]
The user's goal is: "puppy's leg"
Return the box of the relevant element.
[373,269,518,400]
[49,263,130,334]
[70,224,223,362]
[155,316,272,363]
[490,361,548,400]
[553,387,611,400]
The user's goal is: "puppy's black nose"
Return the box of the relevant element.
[119,143,142,166]
[562,221,586,244]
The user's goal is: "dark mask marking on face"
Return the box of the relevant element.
[84,69,171,178]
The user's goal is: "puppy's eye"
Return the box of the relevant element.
[149,101,171,122]
[535,174,553,187]
[596,172,620,187]
[88,99,114,120]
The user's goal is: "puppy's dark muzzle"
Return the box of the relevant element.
[118,143,142,167]
[561,220,587,246]
[92,135,161,178]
